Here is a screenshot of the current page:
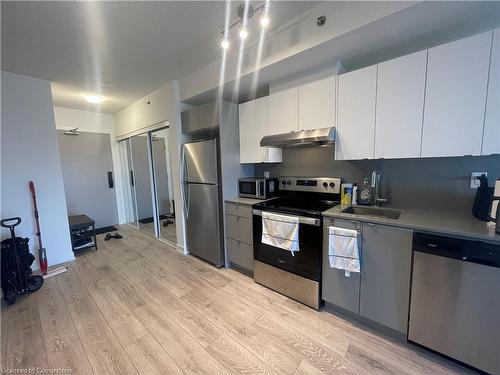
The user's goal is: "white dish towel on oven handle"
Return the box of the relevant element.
[328,226,360,276]
[261,211,299,256]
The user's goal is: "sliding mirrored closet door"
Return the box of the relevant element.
[119,138,139,227]
[118,125,175,244]
[129,134,156,236]
[151,128,176,244]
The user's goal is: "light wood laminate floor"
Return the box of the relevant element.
[1,225,475,375]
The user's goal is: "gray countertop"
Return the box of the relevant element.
[225,197,271,205]
[323,205,500,244]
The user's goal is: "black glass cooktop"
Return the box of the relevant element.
[253,196,339,217]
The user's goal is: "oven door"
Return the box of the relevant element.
[238,179,259,198]
[253,210,322,281]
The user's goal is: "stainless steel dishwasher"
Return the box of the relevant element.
[409,233,500,374]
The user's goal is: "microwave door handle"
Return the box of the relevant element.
[256,181,261,198]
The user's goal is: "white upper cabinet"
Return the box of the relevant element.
[268,87,298,135]
[483,29,500,155]
[298,76,336,131]
[375,51,427,159]
[239,97,282,164]
[337,65,377,160]
[421,31,492,158]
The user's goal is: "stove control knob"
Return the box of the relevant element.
[281,181,286,185]
[322,182,328,188]
[329,182,335,188]
[287,181,291,185]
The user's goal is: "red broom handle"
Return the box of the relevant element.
[29,181,44,250]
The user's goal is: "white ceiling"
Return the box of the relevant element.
[1,1,319,113]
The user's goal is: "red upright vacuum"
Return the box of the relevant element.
[29,181,68,279]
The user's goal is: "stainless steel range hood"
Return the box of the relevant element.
[260,127,335,148]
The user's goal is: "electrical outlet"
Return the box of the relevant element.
[470,172,487,189]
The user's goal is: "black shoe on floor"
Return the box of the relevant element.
[104,233,112,241]
[113,233,123,239]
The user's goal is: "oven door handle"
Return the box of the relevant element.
[253,209,320,226]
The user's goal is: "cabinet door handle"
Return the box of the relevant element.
[351,221,361,232]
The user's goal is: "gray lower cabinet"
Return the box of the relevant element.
[225,215,253,244]
[322,217,362,313]
[322,217,413,334]
[225,202,253,219]
[225,202,254,273]
[360,223,413,333]
[226,238,254,272]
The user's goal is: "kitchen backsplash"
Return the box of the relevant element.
[255,147,500,213]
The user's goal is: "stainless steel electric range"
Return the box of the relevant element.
[252,177,341,310]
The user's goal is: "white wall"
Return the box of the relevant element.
[53,106,127,224]
[1,72,74,269]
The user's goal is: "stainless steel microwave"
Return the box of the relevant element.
[238,178,278,199]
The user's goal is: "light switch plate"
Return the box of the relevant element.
[470,172,487,188]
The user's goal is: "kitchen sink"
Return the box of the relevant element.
[340,206,401,220]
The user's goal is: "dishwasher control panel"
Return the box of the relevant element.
[413,232,500,268]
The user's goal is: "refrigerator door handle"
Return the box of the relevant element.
[181,146,187,183]
[182,182,189,219]
[186,183,191,217]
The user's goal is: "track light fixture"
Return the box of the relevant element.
[220,2,270,49]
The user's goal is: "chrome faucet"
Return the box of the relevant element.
[371,169,388,207]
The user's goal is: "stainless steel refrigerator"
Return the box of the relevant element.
[181,139,223,267]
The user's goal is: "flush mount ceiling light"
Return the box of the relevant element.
[83,94,104,104]
[220,2,270,49]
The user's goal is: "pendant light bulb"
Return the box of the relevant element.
[239,28,248,40]
[260,16,270,28]
[221,39,230,50]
